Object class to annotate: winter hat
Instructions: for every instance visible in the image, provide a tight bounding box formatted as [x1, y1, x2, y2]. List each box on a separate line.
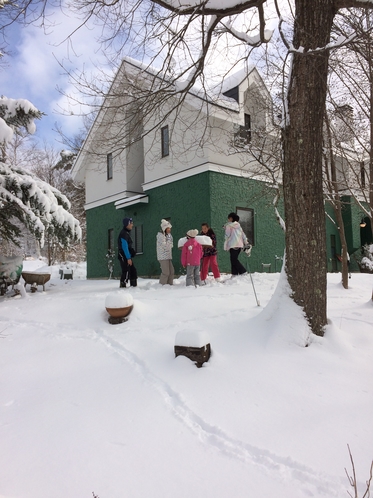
[186, 229, 199, 238]
[123, 217, 133, 227]
[161, 219, 172, 231]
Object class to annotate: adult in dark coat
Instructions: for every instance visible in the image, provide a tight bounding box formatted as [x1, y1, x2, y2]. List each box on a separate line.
[118, 217, 137, 287]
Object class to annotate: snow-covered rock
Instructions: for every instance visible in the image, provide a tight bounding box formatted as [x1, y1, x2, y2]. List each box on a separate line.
[175, 330, 210, 347]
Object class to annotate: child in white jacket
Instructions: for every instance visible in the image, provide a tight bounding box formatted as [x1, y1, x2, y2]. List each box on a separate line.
[224, 212, 249, 276]
[157, 219, 174, 285]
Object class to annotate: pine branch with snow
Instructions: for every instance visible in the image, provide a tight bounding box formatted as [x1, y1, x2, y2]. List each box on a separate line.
[0, 96, 81, 249]
[0, 97, 43, 146]
[0, 162, 81, 248]
[358, 244, 373, 273]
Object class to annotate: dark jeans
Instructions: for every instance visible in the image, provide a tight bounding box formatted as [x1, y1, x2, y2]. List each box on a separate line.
[119, 258, 138, 287]
[229, 248, 246, 275]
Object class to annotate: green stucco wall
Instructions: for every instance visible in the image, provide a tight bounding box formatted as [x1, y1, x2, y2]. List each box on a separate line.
[208, 172, 285, 274]
[86, 173, 366, 279]
[86, 171, 286, 279]
[324, 195, 368, 273]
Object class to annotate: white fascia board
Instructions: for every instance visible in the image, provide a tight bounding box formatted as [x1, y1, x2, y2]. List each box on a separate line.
[115, 194, 149, 209]
[142, 162, 257, 192]
[85, 191, 139, 211]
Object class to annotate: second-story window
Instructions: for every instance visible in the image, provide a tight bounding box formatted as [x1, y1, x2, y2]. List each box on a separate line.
[235, 113, 251, 147]
[161, 125, 169, 157]
[107, 153, 113, 180]
[244, 113, 251, 142]
[360, 161, 366, 189]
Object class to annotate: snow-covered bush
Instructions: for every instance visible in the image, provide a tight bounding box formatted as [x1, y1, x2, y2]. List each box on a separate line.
[358, 244, 373, 273]
[105, 249, 115, 279]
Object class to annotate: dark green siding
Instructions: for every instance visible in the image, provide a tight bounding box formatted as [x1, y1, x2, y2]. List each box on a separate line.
[324, 196, 368, 273]
[86, 171, 286, 278]
[208, 172, 285, 273]
[86, 175, 366, 278]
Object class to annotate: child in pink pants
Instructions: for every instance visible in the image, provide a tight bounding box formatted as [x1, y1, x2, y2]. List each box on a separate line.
[200, 223, 221, 282]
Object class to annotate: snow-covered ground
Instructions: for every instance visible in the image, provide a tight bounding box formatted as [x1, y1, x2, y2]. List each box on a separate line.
[1, 259, 372, 498]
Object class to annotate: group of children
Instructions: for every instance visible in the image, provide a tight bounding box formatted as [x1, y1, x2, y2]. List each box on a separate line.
[157, 220, 220, 287]
[119, 213, 248, 289]
[158, 213, 249, 287]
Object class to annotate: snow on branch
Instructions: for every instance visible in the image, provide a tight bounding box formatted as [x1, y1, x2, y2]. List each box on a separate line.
[219, 18, 273, 45]
[0, 97, 42, 144]
[0, 162, 81, 248]
[153, 0, 268, 16]
[287, 32, 358, 55]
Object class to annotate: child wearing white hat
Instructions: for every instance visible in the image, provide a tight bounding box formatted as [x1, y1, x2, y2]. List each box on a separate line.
[157, 219, 174, 285]
[181, 230, 203, 287]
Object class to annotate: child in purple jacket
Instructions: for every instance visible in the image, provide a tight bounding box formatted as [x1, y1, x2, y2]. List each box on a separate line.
[181, 229, 203, 286]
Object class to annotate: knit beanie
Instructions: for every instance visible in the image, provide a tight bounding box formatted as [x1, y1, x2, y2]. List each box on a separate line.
[123, 217, 133, 227]
[186, 229, 199, 238]
[161, 219, 172, 231]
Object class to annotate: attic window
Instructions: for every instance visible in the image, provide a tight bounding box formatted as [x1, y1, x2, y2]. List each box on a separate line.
[223, 86, 239, 103]
[235, 113, 251, 147]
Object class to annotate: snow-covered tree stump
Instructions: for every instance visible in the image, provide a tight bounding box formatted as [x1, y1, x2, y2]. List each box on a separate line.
[174, 330, 211, 368]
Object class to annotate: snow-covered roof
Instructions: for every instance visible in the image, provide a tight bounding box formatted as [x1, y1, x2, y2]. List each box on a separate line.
[72, 56, 268, 179]
[121, 55, 261, 111]
[220, 65, 255, 94]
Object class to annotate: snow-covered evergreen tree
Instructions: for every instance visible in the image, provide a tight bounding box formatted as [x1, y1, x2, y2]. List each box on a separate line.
[0, 97, 81, 249]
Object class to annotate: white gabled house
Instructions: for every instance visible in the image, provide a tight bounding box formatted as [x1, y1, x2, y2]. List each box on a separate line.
[73, 57, 366, 279]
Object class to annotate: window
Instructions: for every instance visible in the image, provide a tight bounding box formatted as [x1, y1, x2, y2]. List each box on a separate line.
[223, 86, 239, 103]
[161, 125, 169, 157]
[360, 161, 366, 189]
[107, 153, 113, 180]
[330, 234, 337, 272]
[234, 113, 251, 147]
[236, 207, 254, 245]
[244, 113, 251, 141]
[133, 225, 143, 254]
[108, 228, 114, 251]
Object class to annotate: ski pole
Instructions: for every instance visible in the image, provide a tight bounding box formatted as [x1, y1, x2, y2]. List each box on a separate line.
[246, 259, 260, 307]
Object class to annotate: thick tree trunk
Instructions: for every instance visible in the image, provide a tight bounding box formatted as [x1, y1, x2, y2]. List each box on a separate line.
[283, 1, 337, 336]
[370, 54, 373, 237]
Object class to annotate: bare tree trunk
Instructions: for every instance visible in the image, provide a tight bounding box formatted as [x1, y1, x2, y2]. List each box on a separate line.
[335, 204, 350, 288]
[283, 0, 337, 336]
[324, 112, 350, 289]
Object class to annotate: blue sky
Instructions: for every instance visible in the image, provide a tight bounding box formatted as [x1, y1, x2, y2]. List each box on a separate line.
[1, 10, 106, 148]
[1, 1, 281, 150]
